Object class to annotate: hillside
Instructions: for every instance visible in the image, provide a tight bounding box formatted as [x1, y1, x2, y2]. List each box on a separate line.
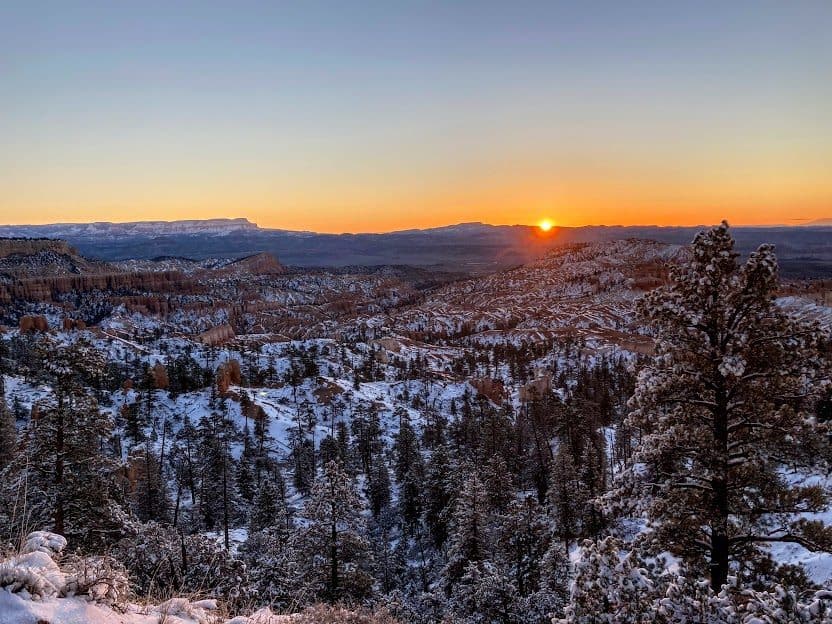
[0, 226, 830, 622]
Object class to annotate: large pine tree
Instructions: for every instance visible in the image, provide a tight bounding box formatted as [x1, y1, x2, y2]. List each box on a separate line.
[6, 341, 127, 549]
[622, 222, 832, 589]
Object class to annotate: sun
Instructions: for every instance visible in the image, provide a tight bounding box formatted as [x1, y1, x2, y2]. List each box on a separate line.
[538, 218, 555, 232]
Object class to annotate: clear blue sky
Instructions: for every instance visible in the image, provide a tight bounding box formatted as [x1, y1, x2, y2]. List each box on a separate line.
[1, 1, 830, 231]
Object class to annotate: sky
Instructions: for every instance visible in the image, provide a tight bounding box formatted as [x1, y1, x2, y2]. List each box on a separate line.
[1, 1, 830, 233]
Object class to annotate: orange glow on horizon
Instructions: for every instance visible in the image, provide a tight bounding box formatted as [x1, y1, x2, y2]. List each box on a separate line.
[538, 218, 555, 232]
[1, 167, 830, 233]
[3, 150, 830, 233]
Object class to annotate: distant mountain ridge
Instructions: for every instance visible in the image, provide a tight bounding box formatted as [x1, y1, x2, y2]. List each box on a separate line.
[0, 217, 257, 238]
[0, 219, 830, 277]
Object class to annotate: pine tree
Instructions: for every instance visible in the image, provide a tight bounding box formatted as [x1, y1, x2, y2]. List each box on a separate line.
[129, 443, 170, 523]
[366, 457, 392, 519]
[250, 478, 284, 534]
[394, 413, 425, 531]
[620, 222, 832, 589]
[482, 453, 514, 513]
[450, 560, 520, 624]
[424, 443, 455, 549]
[547, 444, 587, 548]
[532, 537, 570, 622]
[22, 390, 126, 549]
[7, 341, 128, 550]
[292, 459, 374, 603]
[236, 429, 257, 506]
[196, 411, 237, 548]
[495, 496, 550, 599]
[0, 375, 17, 470]
[290, 434, 315, 495]
[170, 414, 198, 527]
[443, 471, 492, 590]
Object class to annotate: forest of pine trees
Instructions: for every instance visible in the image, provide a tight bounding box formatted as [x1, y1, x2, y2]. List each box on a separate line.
[0, 223, 830, 622]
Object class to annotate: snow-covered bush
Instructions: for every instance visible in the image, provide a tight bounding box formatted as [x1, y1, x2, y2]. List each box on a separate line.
[239, 527, 295, 607]
[0, 531, 132, 609]
[450, 560, 520, 624]
[556, 540, 832, 624]
[114, 521, 250, 606]
[0, 531, 67, 600]
[737, 586, 832, 623]
[62, 552, 131, 610]
[0, 550, 66, 600]
[291, 604, 400, 623]
[22, 530, 68, 557]
[656, 574, 735, 623]
[149, 597, 220, 624]
[556, 537, 656, 624]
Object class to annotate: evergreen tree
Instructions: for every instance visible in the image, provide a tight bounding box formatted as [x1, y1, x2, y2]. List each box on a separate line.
[482, 453, 514, 513]
[196, 411, 238, 548]
[292, 460, 374, 603]
[424, 443, 455, 549]
[532, 537, 570, 622]
[619, 222, 832, 589]
[495, 496, 550, 598]
[0, 375, 16, 470]
[20, 390, 126, 549]
[450, 560, 520, 624]
[129, 443, 170, 523]
[547, 444, 588, 548]
[443, 471, 492, 590]
[290, 434, 315, 495]
[250, 478, 285, 534]
[366, 457, 392, 519]
[236, 429, 257, 506]
[3, 341, 127, 550]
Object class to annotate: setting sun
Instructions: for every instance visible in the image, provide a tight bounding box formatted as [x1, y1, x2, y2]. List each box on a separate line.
[538, 219, 555, 232]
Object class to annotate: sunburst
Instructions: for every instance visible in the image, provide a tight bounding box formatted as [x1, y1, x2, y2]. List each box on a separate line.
[538, 219, 555, 232]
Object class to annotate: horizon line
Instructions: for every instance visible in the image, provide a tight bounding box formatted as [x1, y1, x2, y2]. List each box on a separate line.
[1, 216, 831, 236]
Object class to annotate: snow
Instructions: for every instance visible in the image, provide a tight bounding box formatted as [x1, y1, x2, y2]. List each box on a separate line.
[0, 532, 293, 624]
[0, 591, 263, 624]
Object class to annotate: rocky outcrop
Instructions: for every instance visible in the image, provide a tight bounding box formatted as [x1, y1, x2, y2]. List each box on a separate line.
[216, 359, 242, 394]
[0, 238, 78, 259]
[62, 317, 87, 331]
[221, 252, 286, 276]
[0, 270, 190, 304]
[19, 315, 49, 333]
[471, 377, 507, 403]
[518, 374, 553, 402]
[152, 362, 169, 390]
[197, 324, 236, 346]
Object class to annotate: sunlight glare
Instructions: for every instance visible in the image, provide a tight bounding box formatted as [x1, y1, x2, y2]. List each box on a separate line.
[538, 218, 554, 232]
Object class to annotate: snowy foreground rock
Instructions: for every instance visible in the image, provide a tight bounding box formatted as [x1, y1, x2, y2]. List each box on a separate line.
[0, 531, 389, 624]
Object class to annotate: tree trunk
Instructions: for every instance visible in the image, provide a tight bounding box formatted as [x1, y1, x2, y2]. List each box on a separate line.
[222, 435, 230, 550]
[330, 498, 339, 596]
[710, 384, 730, 590]
[54, 393, 65, 536]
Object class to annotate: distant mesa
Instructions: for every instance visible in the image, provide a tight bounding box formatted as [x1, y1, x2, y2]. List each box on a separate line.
[0, 217, 258, 239]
